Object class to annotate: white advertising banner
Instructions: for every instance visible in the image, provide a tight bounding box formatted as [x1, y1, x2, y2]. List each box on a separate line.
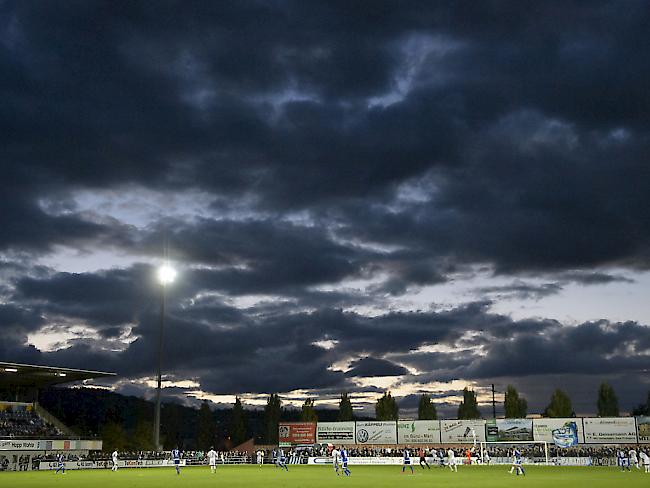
[0, 440, 42, 451]
[553, 457, 593, 466]
[397, 420, 441, 444]
[440, 419, 486, 444]
[533, 418, 584, 444]
[316, 422, 356, 444]
[0, 439, 102, 451]
[308, 456, 459, 466]
[309, 456, 400, 465]
[355, 421, 397, 444]
[583, 417, 637, 444]
[38, 459, 186, 470]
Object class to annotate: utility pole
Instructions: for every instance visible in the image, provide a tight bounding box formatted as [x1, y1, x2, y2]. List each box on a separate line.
[491, 384, 496, 419]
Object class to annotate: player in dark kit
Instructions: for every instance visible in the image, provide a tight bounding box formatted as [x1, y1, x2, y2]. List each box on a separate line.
[419, 447, 430, 469]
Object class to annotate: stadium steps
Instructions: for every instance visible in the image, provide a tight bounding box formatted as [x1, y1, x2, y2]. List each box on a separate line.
[33, 402, 78, 437]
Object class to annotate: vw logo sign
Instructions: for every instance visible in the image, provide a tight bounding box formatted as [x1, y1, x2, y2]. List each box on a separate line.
[356, 429, 369, 443]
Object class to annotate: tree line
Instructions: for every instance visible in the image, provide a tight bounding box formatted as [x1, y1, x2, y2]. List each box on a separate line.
[279, 381, 637, 423]
[38, 383, 650, 451]
[261, 382, 645, 443]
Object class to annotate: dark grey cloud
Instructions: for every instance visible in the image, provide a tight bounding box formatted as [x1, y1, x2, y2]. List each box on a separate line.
[1, 0, 649, 415]
[476, 281, 563, 301]
[4, 269, 650, 411]
[346, 357, 409, 378]
[1, 0, 648, 272]
[558, 271, 635, 286]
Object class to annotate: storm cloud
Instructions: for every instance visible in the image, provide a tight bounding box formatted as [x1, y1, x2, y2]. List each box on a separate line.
[1, 0, 649, 414]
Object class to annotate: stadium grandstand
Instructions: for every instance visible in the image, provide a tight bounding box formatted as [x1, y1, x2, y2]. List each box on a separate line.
[0, 361, 115, 471]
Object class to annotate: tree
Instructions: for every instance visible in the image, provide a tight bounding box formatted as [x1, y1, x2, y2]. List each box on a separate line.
[375, 391, 399, 420]
[101, 422, 127, 451]
[417, 394, 437, 420]
[338, 392, 354, 421]
[544, 389, 574, 418]
[632, 391, 650, 416]
[264, 393, 282, 444]
[161, 403, 186, 449]
[504, 385, 528, 418]
[300, 398, 318, 422]
[596, 383, 619, 417]
[196, 401, 217, 450]
[457, 387, 481, 419]
[129, 421, 154, 451]
[230, 397, 247, 446]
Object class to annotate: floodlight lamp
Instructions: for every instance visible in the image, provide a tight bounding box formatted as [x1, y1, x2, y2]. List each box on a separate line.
[158, 265, 177, 285]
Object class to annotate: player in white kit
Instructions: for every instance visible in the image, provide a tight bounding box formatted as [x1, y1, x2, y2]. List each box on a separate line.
[447, 448, 457, 472]
[483, 449, 491, 465]
[256, 449, 265, 466]
[111, 450, 118, 471]
[331, 447, 340, 475]
[640, 450, 650, 473]
[630, 448, 640, 470]
[207, 447, 217, 473]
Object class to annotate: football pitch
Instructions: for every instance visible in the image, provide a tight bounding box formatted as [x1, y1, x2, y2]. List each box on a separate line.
[3, 465, 649, 487]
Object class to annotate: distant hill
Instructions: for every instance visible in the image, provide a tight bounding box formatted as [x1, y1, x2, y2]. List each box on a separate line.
[38, 387, 345, 450]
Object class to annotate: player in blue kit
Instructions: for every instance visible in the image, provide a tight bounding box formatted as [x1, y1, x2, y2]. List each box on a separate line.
[55, 453, 65, 474]
[402, 448, 414, 474]
[618, 449, 631, 472]
[340, 447, 351, 476]
[508, 448, 525, 476]
[276, 448, 289, 471]
[172, 447, 181, 475]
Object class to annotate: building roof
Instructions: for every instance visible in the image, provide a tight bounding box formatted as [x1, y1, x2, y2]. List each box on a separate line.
[0, 361, 116, 388]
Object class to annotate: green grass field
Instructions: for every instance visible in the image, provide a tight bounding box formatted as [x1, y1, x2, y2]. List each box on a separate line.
[2, 465, 649, 487]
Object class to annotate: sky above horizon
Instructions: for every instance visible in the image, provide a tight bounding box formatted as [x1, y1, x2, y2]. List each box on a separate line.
[1, 0, 650, 417]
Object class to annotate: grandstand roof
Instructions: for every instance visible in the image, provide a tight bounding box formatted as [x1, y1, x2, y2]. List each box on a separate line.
[0, 361, 116, 388]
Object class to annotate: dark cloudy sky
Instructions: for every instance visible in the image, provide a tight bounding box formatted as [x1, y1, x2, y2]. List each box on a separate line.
[2, 1, 650, 417]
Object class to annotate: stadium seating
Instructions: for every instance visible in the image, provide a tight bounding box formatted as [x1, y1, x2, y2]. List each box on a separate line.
[0, 404, 63, 438]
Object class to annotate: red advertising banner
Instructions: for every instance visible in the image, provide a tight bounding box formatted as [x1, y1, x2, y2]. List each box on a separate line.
[278, 422, 316, 445]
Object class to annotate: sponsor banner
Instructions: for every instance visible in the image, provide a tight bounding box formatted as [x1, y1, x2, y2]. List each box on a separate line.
[489, 457, 538, 465]
[38, 459, 186, 470]
[440, 420, 486, 444]
[0, 440, 42, 451]
[0, 439, 103, 451]
[397, 420, 441, 444]
[278, 422, 316, 446]
[495, 418, 533, 442]
[533, 418, 583, 446]
[583, 417, 637, 444]
[553, 457, 593, 466]
[355, 421, 397, 444]
[309, 456, 459, 466]
[486, 419, 498, 441]
[636, 417, 650, 442]
[308, 456, 397, 465]
[316, 422, 355, 444]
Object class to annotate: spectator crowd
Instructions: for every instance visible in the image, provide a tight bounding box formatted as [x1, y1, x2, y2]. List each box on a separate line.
[0, 408, 62, 438]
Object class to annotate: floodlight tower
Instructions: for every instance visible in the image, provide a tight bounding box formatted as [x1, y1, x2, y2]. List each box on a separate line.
[153, 264, 176, 450]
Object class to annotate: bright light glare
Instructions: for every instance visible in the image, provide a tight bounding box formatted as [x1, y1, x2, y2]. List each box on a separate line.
[158, 265, 177, 285]
[4, 368, 18, 372]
